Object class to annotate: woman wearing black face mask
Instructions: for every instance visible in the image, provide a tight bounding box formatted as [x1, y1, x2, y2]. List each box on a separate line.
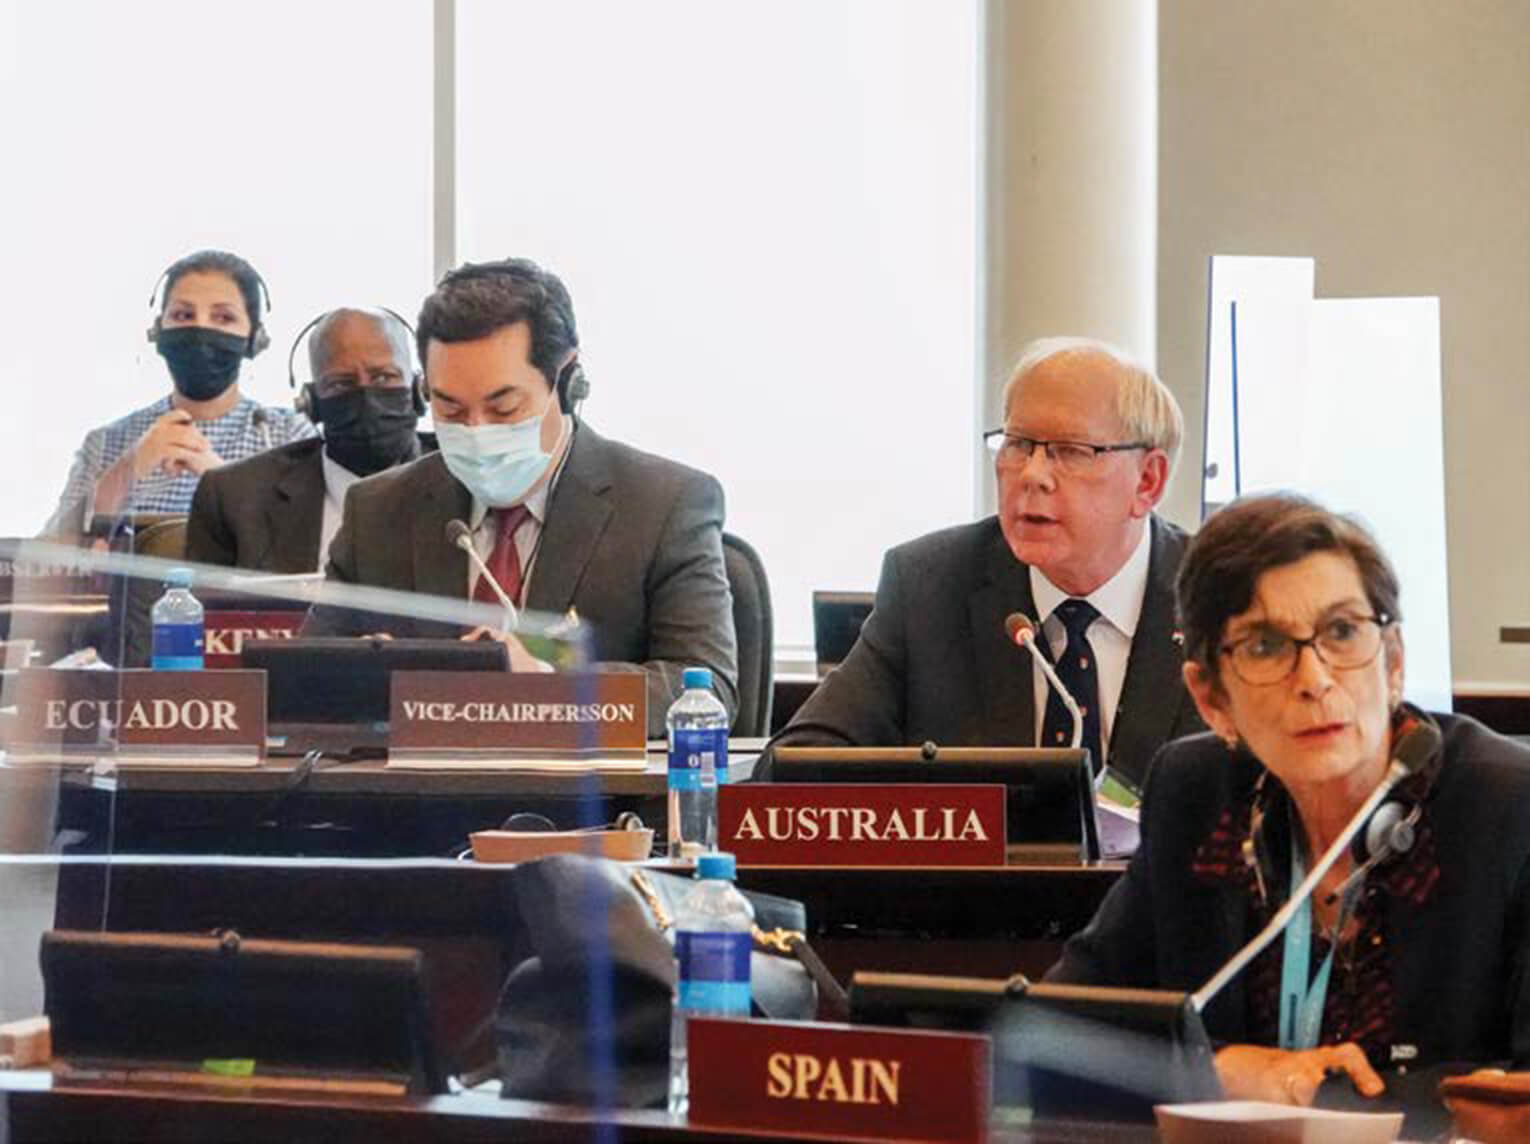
[41, 249, 312, 537]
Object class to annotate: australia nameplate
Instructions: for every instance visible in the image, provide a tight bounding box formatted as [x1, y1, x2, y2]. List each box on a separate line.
[1, 668, 266, 766]
[388, 670, 647, 770]
[687, 1018, 990, 1144]
[718, 783, 1007, 867]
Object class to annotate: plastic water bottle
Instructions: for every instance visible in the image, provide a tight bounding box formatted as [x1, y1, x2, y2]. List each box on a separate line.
[666, 666, 729, 859]
[150, 567, 204, 670]
[669, 851, 754, 1117]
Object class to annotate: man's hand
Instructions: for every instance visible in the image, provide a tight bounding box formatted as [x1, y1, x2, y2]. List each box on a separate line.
[463, 627, 554, 673]
[1214, 1042, 1384, 1105]
[132, 410, 224, 478]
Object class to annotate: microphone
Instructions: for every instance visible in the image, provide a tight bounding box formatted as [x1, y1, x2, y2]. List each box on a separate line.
[1004, 612, 1083, 754]
[252, 407, 273, 451]
[1189, 714, 1442, 1014]
[446, 518, 518, 633]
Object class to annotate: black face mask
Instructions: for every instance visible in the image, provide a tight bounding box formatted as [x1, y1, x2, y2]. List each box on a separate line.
[156, 325, 247, 401]
[314, 386, 421, 476]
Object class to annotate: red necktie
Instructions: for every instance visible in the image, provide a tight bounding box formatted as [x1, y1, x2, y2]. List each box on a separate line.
[473, 505, 531, 607]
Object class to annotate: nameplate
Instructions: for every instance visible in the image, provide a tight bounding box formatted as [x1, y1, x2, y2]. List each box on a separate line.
[2, 668, 266, 765]
[687, 1018, 989, 1143]
[388, 670, 647, 768]
[718, 784, 1006, 867]
[203, 610, 306, 669]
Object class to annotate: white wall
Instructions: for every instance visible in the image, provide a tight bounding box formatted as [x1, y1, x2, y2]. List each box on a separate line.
[1159, 0, 1530, 690]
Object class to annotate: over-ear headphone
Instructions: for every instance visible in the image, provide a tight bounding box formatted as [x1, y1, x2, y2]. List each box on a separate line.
[1242, 771, 1420, 910]
[146, 263, 273, 358]
[430, 259, 590, 415]
[286, 307, 426, 422]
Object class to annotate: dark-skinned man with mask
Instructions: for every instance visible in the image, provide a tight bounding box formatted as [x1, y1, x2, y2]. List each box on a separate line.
[186, 307, 430, 573]
[301, 258, 738, 736]
[41, 249, 312, 537]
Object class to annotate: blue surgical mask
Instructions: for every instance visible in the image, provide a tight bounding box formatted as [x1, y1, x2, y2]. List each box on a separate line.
[436, 414, 562, 507]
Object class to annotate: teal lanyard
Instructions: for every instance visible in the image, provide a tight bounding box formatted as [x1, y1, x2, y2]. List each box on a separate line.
[1278, 835, 1337, 1051]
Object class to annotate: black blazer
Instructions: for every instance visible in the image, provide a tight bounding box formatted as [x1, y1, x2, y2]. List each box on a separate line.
[1047, 714, 1530, 1069]
[300, 423, 739, 735]
[764, 515, 1200, 789]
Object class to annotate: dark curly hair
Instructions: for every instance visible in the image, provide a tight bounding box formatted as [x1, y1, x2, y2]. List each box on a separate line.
[1176, 492, 1401, 685]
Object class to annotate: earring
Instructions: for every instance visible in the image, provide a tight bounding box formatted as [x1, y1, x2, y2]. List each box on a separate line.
[1222, 732, 1240, 752]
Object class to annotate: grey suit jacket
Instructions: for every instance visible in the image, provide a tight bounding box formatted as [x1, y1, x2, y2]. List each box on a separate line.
[765, 515, 1201, 790]
[185, 438, 329, 573]
[301, 423, 739, 735]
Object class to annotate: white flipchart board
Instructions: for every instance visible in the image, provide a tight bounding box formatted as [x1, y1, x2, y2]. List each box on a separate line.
[1205, 256, 1452, 713]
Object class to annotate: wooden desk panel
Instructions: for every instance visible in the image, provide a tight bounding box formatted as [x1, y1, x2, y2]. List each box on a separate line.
[0, 1074, 1155, 1143]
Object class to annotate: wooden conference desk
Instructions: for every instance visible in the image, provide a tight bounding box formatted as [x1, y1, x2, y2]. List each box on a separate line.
[0, 1071, 1156, 1144]
[48, 749, 761, 858]
[48, 856, 1121, 1078]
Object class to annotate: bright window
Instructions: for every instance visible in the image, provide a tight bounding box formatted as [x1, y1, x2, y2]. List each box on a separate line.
[457, 0, 979, 653]
[0, 0, 432, 536]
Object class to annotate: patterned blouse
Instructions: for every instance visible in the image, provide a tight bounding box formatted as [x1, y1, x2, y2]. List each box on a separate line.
[1189, 762, 1442, 1061]
[43, 394, 312, 535]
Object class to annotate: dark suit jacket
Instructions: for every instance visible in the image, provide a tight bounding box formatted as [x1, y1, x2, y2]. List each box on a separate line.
[300, 423, 738, 736]
[1047, 715, 1530, 1069]
[185, 438, 329, 573]
[763, 515, 1200, 789]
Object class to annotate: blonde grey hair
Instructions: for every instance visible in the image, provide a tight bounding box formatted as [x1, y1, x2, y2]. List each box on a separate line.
[1001, 336, 1183, 472]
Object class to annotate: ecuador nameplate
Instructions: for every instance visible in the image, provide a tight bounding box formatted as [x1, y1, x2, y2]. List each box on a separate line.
[2, 668, 266, 766]
[388, 670, 647, 769]
[687, 1018, 990, 1143]
[202, 609, 305, 669]
[718, 784, 1006, 867]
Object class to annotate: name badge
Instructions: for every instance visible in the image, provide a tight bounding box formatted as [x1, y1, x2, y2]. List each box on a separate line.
[719, 784, 1007, 867]
[687, 1018, 989, 1143]
[388, 670, 647, 769]
[2, 668, 266, 766]
[202, 610, 306, 669]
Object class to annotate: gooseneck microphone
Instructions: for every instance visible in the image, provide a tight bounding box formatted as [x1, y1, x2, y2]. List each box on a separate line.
[1189, 714, 1442, 1014]
[446, 518, 518, 633]
[1005, 612, 1083, 752]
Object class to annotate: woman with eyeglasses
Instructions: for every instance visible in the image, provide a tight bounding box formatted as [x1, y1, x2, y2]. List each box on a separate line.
[1048, 492, 1530, 1110]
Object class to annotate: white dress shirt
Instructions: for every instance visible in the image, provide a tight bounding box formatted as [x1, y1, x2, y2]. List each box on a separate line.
[319, 451, 365, 572]
[1028, 522, 1154, 766]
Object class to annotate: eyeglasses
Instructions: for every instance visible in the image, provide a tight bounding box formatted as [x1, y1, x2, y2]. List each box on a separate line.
[1219, 613, 1391, 686]
[982, 430, 1150, 476]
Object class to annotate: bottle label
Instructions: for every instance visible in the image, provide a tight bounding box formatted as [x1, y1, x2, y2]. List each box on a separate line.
[152, 622, 204, 670]
[675, 930, 751, 1015]
[668, 726, 728, 790]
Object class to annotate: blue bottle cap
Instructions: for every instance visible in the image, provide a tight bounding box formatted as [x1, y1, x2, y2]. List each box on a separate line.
[681, 667, 712, 691]
[164, 567, 194, 589]
[696, 852, 736, 881]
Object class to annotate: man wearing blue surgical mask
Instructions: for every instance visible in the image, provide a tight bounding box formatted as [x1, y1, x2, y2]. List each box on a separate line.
[302, 258, 739, 735]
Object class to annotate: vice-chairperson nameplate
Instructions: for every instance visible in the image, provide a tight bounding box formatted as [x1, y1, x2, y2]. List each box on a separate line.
[202, 609, 306, 669]
[388, 670, 647, 768]
[1, 668, 266, 766]
[719, 784, 1006, 867]
[687, 1018, 990, 1144]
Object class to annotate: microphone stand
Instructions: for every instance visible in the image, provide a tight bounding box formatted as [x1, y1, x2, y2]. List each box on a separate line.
[1190, 758, 1410, 1013]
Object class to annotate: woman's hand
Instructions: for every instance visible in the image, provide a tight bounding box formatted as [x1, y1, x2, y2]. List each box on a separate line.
[132, 410, 222, 478]
[1214, 1042, 1385, 1105]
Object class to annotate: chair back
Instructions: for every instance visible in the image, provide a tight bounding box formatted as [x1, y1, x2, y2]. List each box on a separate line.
[721, 531, 773, 737]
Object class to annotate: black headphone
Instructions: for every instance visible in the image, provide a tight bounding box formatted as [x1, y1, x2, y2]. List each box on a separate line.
[430, 259, 591, 415]
[146, 263, 272, 358]
[286, 307, 426, 422]
[1243, 769, 1421, 910]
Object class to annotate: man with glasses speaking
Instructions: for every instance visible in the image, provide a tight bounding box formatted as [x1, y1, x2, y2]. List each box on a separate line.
[766, 337, 1201, 791]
